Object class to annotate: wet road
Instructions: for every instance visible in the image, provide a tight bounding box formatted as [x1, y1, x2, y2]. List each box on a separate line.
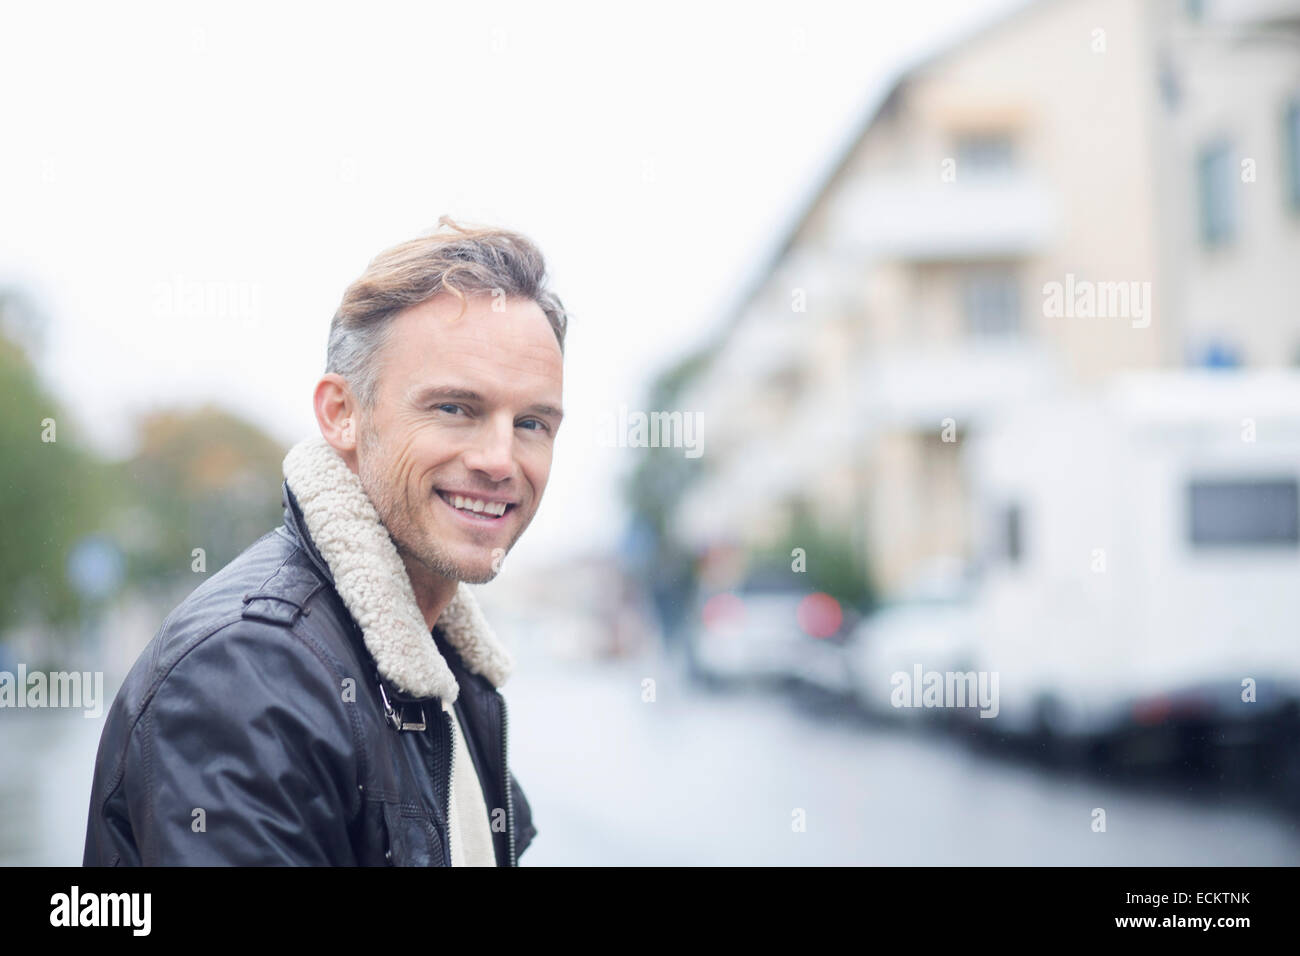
[503, 641, 1300, 866]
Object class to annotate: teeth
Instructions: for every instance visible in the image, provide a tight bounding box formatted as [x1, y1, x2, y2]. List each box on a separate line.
[445, 494, 508, 517]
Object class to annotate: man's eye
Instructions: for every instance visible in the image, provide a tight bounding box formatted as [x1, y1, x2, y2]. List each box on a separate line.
[519, 419, 548, 432]
[435, 404, 463, 415]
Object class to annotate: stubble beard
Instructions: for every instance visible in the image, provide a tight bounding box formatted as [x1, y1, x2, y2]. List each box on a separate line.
[355, 418, 507, 586]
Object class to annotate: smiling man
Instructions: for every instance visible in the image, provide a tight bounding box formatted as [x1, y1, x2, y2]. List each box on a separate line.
[83, 217, 566, 866]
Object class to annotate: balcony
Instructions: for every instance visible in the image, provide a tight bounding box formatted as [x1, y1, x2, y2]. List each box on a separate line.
[830, 173, 1058, 263]
[852, 341, 1061, 430]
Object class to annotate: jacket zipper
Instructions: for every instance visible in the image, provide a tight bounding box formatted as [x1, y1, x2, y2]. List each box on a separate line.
[499, 691, 516, 867]
[442, 704, 454, 867]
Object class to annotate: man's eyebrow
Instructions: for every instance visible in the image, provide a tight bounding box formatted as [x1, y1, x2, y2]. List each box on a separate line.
[527, 403, 565, 421]
[410, 385, 563, 421]
[411, 385, 484, 406]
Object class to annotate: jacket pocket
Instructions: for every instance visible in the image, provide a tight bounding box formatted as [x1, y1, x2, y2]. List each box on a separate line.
[381, 801, 445, 867]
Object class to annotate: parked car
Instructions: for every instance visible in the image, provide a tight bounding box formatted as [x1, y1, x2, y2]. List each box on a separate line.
[845, 558, 981, 725]
[684, 570, 857, 697]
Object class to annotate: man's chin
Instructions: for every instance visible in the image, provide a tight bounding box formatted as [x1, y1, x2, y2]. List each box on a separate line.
[442, 548, 506, 585]
[397, 537, 503, 588]
[454, 564, 501, 585]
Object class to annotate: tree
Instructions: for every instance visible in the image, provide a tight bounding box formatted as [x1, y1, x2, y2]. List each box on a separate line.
[113, 405, 287, 591]
[622, 348, 714, 645]
[0, 297, 111, 639]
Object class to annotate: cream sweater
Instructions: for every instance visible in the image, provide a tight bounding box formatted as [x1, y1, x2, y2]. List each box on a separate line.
[441, 698, 498, 866]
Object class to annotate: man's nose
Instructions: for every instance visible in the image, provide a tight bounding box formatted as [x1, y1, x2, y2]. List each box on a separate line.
[462, 415, 516, 483]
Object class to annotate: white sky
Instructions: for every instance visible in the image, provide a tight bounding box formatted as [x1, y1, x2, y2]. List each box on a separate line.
[0, 0, 1023, 568]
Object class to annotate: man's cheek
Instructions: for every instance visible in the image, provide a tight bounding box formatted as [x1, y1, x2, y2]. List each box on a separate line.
[528, 459, 553, 501]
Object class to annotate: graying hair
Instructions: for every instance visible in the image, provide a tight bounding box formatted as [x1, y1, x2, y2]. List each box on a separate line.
[325, 215, 568, 412]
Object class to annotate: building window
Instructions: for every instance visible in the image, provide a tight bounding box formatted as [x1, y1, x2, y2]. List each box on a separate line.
[955, 133, 1016, 176]
[961, 268, 1020, 338]
[1285, 98, 1300, 213]
[1196, 140, 1236, 247]
[1188, 478, 1300, 547]
[1158, 57, 1182, 113]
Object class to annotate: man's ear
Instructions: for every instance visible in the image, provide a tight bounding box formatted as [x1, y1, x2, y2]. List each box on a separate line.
[313, 374, 360, 460]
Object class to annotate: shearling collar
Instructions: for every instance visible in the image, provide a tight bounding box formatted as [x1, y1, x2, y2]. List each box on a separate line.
[281, 435, 514, 705]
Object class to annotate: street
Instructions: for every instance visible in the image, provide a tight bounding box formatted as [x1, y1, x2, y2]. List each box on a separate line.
[504, 641, 1300, 866]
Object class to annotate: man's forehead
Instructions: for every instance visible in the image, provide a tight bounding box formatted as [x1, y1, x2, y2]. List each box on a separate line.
[391, 302, 561, 406]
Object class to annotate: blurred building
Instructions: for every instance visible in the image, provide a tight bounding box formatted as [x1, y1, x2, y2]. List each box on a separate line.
[1152, 0, 1300, 367]
[672, 0, 1300, 597]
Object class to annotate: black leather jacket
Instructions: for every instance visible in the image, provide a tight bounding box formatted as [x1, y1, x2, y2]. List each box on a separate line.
[83, 481, 537, 866]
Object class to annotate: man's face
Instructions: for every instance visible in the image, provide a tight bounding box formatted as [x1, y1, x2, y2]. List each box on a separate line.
[354, 292, 563, 584]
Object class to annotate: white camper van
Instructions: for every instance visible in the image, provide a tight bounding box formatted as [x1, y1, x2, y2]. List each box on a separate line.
[964, 370, 1300, 774]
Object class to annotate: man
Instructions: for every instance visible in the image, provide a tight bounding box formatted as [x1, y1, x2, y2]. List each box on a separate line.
[83, 216, 566, 865]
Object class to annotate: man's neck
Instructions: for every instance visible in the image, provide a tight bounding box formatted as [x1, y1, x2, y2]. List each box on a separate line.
[398, 553, 460, 633]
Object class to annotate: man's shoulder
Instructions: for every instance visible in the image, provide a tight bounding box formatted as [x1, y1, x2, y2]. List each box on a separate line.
[118, 527, 339, 710]
[89, 526, 366, 806]
[167, 524, 329, 638]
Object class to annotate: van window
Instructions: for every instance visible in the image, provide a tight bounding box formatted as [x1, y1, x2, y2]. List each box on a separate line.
[1188, 478, 1299, 547]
